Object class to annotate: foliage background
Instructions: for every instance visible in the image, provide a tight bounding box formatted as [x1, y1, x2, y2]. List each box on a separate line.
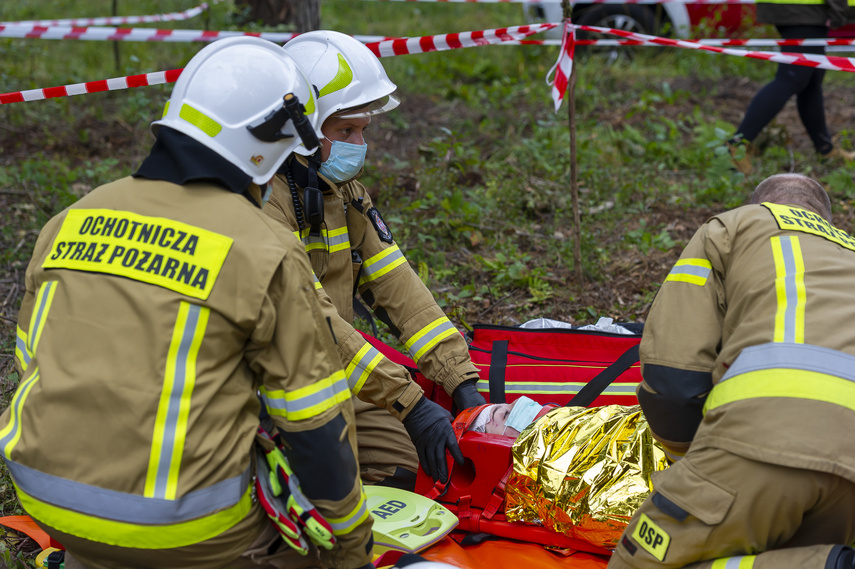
[1, 0, 855, 564]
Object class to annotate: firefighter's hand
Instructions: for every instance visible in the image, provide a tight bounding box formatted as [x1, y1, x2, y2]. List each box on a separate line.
[402, 397, 463, 483]
[452, 380, 486, 411]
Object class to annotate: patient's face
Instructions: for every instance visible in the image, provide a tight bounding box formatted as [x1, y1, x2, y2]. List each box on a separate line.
[484, 403, 519, 437]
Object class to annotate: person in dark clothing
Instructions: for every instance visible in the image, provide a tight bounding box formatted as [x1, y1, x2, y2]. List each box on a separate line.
[728, 2, 855, 174]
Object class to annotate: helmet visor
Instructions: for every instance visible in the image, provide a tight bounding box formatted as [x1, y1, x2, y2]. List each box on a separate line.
[334, 92, 400, 119]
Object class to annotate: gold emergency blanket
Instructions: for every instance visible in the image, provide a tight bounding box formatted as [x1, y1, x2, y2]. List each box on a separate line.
[505, 405, 669, 550]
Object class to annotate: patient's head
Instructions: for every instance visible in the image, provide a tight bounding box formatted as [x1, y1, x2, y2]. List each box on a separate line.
[467, 396, 545, 438]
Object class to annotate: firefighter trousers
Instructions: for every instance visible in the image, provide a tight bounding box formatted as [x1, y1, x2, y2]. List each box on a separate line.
[608, 446, 855, 569]
[352, 396, 419, 485]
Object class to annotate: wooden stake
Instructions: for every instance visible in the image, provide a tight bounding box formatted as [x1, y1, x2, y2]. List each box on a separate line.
[562, 0, 582, 283]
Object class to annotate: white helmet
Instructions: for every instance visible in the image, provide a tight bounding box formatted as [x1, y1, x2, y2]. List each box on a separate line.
[282, 30, 399, 156]
[152, 36, 321, 184]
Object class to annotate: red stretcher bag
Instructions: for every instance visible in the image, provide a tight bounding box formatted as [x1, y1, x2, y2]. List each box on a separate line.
[466, 323, 643, 408]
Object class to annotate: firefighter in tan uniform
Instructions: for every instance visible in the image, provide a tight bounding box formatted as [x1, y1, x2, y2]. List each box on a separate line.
[5, 38, 374, 569]
[263, 31, 486, 488]
[609, 174, 855, 569]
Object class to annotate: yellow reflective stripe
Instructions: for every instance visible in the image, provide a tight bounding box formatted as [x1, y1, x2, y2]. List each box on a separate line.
[327, 490, 369, 535]
[16, 483, 253, 549]
[664, 258, 712, 286]
[0, 369, 40, 459]
[28, 281, 58, 356]
[711, 555, 757, 569]
[41, 209, 233, 300]
[704, 368, 855, 415]
[345, 344, 385, 395]
[771, 236, 805, 344]
[261, 370, 350, 421]
[318, 53, 354, 98]
[476, 379, 638, 397]
[15, 326, 31, 372]
[358, 245, 407, 285]
[405, 317, 458, 364]
[313, 272, 323, 290]
[146, 303, 210, 500]
[327, 226, 350, 253]
[179, 103, 222, 137]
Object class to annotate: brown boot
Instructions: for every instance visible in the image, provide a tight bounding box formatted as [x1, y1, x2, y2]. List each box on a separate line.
[821, 146, 855, 163]
[727, 140, 756, 175]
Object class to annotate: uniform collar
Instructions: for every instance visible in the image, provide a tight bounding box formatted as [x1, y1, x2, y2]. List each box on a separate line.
[134, 127, 264, 207]
[282, 154, 340, 197]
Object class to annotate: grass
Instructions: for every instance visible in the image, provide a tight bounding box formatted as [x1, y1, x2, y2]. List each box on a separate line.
[2, 0, 855, 564]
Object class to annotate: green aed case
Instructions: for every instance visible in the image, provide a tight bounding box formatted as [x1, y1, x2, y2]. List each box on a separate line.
[364, 486, 459, 555]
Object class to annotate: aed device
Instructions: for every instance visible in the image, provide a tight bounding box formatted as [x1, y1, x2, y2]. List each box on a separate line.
[364, 485, 458, 555]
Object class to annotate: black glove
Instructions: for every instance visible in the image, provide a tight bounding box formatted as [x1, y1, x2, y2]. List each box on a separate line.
[452, 380, 486, 411]
[402, 397, 464, 483]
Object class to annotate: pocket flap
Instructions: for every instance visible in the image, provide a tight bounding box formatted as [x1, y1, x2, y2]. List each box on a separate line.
[651, 463, 735, 526]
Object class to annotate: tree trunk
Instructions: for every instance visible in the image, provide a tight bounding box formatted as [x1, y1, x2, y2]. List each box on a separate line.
[235, 0, 320, 31]
[288, 0, 321, 32]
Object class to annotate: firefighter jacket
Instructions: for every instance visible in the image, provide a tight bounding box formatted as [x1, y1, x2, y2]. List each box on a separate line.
[264, 156, 480, 421]
[7, 176, 372, 568]
[638, 202, 855, 483]
[755, 0, 851, 30]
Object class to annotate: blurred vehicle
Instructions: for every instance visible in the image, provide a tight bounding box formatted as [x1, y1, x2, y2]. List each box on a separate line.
[525, 2, 854, 42]
[524, 1, 755, 40]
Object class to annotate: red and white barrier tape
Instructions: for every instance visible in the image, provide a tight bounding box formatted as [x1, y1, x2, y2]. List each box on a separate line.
[549, 21, 575, 112]
[0, 24, 300, 43]
[0, 23, 555, 104]
[1, 3, 209, 27]
[366, 23, 557, 56]
[572, 37, 855, 46]
[356, 0, 757, 4]
[0, 69, 183, 105]
[576, 24, 855, 71]
[4, 21, 854, 105]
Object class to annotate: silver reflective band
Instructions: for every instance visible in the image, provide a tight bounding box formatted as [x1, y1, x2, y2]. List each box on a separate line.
[775, 236, 802, 343]
[721, 342, 855, 384]
[5, 459, 252, 524]
[407, 319, 456, 360]
[669, 264, 711, 279]
[477, 380, 637, 395]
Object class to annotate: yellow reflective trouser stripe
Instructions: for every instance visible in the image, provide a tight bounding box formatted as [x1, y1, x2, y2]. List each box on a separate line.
[15, 326, 31, 372]
[326, 490, 369, 535]
[16, 483, 253, 549]
[704, 368, 855, 415]
[405, 317, 458, 364]
[313, 272, 323, 290]
[261, 370, 350, 421]
[0, 369, 41, 459]
[358, 245, 407, 286]
[664, 258, 712, 286]
[711, 555, 757, 569]
[345, 343, 385, 395]
[771, 236, 805, 344]
[146, 303, 210, 500]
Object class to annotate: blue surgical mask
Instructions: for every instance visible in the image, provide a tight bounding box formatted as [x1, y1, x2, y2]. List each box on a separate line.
[319, 140, 368, 184]
[503, 396, 542, 435]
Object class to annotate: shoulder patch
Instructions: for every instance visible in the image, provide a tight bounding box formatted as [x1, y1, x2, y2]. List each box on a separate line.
[367, 207, 393, 243]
